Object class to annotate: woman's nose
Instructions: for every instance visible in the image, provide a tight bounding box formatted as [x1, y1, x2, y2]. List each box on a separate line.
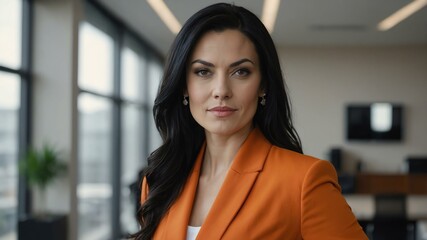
[212, 74, 232, 100]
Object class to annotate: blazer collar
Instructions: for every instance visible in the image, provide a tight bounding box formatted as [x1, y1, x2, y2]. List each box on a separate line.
[162, 128, 272, 240]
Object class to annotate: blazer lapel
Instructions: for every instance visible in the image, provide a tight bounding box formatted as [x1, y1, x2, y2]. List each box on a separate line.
[197, 128, 272, 239]
[162, 144, 205, 240]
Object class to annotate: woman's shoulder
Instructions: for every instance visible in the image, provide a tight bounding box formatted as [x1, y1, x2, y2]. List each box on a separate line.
[265, 145, 336, 181]
[269, 145, 325, 166]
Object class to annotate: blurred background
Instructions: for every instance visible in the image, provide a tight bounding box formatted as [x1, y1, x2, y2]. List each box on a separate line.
[0, 0, 426, 239]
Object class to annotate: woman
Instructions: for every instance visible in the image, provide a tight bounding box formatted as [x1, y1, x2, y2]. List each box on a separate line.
[133, 3, 367, 240]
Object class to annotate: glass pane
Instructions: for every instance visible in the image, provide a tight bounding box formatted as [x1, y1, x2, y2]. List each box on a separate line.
[147, 61, 163, 153]
[147, 61, 162, 107]
[120, 104, 146, 235]
[78, 22, 114, 95]
[121, 47, 146, 102]
[0, 0, 22, 69]
[0, 72, 21, 240]
[77, 93, 113, 240]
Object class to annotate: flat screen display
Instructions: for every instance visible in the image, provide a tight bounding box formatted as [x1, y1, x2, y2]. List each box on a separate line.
[346, 103, 403, 141]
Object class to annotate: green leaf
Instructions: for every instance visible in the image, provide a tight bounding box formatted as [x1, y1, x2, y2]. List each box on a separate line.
[19, 144, 67, 190]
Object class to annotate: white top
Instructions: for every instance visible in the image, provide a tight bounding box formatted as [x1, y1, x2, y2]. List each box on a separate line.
[186, 226, 201, 240]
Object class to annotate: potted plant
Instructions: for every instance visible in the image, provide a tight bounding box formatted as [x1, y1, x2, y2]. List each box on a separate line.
[18, 144, 68, 240]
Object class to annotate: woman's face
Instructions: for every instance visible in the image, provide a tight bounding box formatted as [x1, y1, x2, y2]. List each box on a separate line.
[186, 29, 263, 137]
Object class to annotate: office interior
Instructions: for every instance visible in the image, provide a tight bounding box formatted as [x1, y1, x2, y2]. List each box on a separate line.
[0, 0, 426, 239]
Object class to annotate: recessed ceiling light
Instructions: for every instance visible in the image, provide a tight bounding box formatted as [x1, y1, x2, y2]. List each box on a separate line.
[378, 0, 427, 31]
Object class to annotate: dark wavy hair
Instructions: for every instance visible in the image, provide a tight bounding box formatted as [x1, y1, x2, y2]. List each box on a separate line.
[131, 3, 302, 239]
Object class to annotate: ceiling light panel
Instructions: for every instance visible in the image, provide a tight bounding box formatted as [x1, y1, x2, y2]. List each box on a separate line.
[378, 0, 427, 31]
[147, 0, 182, 34]
[261, 0, 281, 33]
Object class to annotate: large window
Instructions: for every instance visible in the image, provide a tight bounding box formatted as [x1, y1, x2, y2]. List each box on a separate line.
[78, 93, 114, 239]
[77, 2, 163, 239]
[0, 0, 22, 69]
[0, 73, 21, 240]
[0, 0, 30, 239]
[120, 41, 148, 234]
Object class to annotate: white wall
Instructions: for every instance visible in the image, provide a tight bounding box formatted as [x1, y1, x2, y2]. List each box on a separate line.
[279, 46, 427, 173]
[32, 0, 81, 239]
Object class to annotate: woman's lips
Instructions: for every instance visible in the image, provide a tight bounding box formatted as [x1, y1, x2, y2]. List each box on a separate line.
[207, 106, 237, 117]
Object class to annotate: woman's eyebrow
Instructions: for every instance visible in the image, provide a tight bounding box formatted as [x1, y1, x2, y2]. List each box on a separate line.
[229, 58, 254, 68]
[190, 59, 214, 67]
[190, 58, 255, 67]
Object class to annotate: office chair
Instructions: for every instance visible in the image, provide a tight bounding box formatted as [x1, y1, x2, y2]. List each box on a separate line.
[366, 194, 415, 240]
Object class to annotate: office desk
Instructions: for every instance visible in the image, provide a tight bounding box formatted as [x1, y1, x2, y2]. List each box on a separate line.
[355, 174, 427, 195]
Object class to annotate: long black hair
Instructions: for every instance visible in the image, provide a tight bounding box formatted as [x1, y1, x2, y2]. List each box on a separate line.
[132, 3, 302, 239]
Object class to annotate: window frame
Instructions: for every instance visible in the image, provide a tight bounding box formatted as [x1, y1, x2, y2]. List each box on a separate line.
[78, 1, 164, 238]
[0, 0, 33, 235]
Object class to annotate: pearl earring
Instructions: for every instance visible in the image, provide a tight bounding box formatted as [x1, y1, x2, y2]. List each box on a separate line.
[260, 93, 266, 106]
[183, 96, 189, 106]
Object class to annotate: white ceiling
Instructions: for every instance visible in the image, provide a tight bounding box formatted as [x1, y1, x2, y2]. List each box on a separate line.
[96, 0, 427, 56]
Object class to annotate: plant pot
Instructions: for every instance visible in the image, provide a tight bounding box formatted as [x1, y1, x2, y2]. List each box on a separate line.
[18, 214, 67, 240]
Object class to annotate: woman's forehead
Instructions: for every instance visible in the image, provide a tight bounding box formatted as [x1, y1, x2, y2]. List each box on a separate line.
[189, 29, 259, 64]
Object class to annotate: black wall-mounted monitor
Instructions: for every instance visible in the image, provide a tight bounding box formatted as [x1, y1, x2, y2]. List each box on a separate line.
[346, 103, 403, 141]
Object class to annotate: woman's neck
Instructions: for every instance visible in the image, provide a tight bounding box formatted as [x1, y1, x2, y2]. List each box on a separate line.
[202, 125, 253, 179]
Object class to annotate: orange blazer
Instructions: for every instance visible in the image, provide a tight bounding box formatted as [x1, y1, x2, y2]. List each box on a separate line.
[141, 128, 368, 239]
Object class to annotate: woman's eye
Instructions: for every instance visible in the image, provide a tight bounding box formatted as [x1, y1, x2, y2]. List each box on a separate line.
[195, 69, 211, 77]
[234, 68, 250, 77]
